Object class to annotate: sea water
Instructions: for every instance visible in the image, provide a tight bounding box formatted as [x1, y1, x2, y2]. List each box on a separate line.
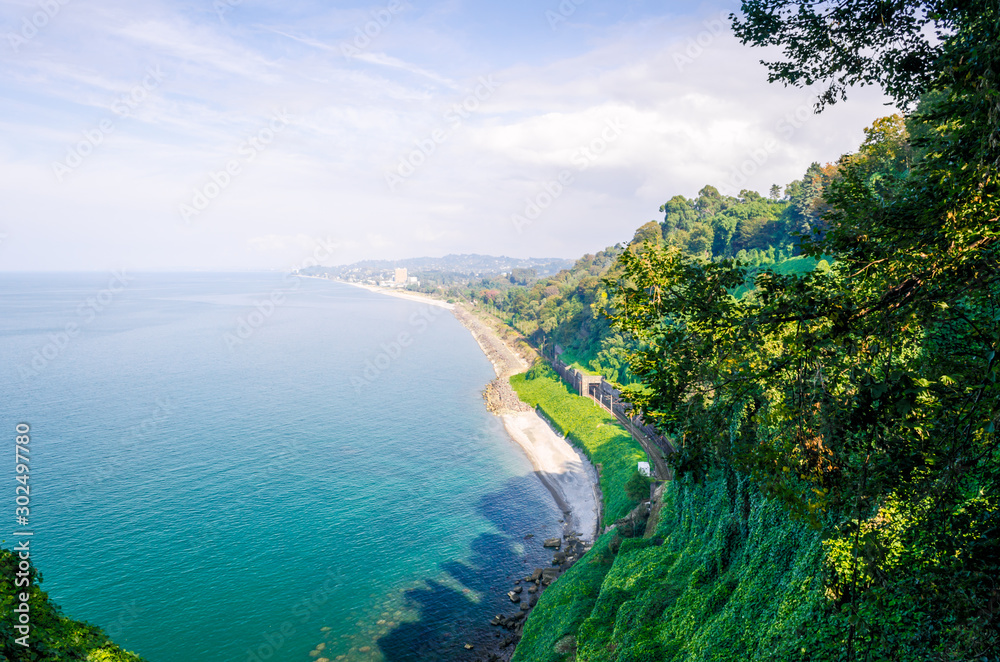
[0, 273, 562, 662]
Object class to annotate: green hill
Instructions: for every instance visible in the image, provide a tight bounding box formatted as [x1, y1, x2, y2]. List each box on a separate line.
[502, 65, 999, 657]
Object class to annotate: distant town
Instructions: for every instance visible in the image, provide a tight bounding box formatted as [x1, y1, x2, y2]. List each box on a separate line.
[296, 253, 576, 298]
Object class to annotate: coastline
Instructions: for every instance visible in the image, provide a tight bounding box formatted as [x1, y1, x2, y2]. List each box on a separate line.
[308, 278, 605, 657]
[500, 412, 600, 540]
[324, 278, 600, 541]
[333, 278, 456, 310]
[451, 306, 600, 543]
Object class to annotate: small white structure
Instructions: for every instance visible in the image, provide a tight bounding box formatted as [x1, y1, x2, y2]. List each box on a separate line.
[637, 461, 651, 477]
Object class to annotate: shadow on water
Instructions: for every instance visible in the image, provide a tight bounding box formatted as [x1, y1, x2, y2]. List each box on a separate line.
[377, 473, 565, 662]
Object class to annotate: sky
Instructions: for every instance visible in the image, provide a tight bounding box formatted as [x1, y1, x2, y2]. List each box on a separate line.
[0, 0, 896, 271]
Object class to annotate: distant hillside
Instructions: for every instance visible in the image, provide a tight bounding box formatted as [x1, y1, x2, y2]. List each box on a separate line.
[299, 253, 574, 279]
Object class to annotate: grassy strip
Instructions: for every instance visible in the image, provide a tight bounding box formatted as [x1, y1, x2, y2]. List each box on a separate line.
[509, 369, 649, 662]
[509, 371, 648, 524]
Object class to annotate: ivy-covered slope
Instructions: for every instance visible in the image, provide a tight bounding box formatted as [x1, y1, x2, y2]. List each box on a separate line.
[508, 367, 832, 662]
[511, 440, 829, 661]
[573, 470, 826, 662]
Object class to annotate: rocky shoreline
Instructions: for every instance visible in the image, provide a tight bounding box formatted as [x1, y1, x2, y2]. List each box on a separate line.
[490, 530, 590, 627]
[469, 529, 592, 662]
[450, 306, 598, 661]
[483, 376, 534, 415]
[321, 287, 601, 661]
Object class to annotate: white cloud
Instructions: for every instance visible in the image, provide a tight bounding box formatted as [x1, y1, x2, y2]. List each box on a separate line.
[0, 1, 896, 270]
[246, 234, 321, 252]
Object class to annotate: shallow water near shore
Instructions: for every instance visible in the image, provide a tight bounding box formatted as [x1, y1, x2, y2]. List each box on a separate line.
[0, 273, 564, 662]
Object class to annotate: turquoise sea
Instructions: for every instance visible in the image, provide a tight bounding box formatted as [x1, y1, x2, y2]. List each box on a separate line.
[0, 273, 563, 662]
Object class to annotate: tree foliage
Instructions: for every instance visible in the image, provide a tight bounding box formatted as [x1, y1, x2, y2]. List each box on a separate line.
[625, 469, 654, 503]
[731, 0, 975, 109]
[1, 549, 144, 661]
[602, 1, 1000, 654]
[509, 3, 1000, 660]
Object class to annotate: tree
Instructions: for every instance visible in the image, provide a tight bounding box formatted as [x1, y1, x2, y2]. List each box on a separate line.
[730, 0, 973, 109]
[603, 3, 1000, 656]
[1, 549, 146, 661]
[685, 223, 714, 256]
[785, 162, 837, 237]
[629, 221, 662, 249]
[509, 268, 537, 285]
[732, 215, 772, 253]
[693, 185, 731, 216]
[624, 469, 653, 503]
[855, 114, 912, 173]
[660, 195, 699, 232]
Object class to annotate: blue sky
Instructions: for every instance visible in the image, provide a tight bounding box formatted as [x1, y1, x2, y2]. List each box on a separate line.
[0, 0, 894, 271]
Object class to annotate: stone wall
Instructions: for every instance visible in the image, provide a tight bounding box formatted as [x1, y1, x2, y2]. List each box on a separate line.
[546, 352, 675, 458]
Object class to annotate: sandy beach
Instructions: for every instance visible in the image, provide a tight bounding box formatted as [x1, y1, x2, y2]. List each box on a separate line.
[335, 279, 455, 310]
[500, 411, 600, 540]
[323, 278, 601, 541]
[452, 306, 601, 542]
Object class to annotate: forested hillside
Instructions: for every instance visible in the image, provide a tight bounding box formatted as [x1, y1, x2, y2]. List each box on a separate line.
[510, 1, 1000, 660]
[473, 163, 831, 384]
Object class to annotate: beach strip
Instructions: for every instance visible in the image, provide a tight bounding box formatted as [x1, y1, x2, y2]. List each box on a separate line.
[335, 279, 455, 310]
[451, 306, 600, 542]
[321, 278, 601, 542]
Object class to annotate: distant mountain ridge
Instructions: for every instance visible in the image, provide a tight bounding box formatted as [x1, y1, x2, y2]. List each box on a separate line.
[299, 254, 574, 278]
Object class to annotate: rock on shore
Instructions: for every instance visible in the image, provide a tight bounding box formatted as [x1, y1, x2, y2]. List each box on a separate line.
[489, 530, 591, 646]
[483, 376, 534, 415]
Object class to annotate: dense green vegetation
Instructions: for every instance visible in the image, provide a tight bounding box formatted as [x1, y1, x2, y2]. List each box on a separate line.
[509, 359, 828, 662]
[575, 470, 825, 662]
[510, 365, 648, 525]
[480, 170, 832, 385]
[0, 548, 144, 661]
[512, 2, 1000, 659]
[510, 393, 829, 662]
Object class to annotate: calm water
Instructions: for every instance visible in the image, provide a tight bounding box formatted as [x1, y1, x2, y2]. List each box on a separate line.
[0, 273, 562, 662]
